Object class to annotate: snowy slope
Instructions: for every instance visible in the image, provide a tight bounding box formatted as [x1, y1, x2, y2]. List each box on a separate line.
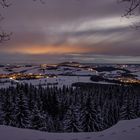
[0, 118, 140, 140]
[0, 68, 11, 74]
[133, 71, 140, 80]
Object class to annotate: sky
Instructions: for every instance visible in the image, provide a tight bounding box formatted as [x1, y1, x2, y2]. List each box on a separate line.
[0, 0, 140, 64]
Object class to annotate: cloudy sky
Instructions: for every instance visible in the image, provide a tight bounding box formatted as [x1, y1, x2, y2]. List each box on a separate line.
[0, 0, 140, 64]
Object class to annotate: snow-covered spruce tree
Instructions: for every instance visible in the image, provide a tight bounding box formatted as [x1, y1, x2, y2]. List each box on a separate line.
[106, 100, 120, 127]
[28, 93, 35, 113]
[63, 104, 82, 132]
[0, 90, 16, 126]
[102, 99, 112, 129]
[80, 97, 103, 132]
[45, 114, 56, 132]
[46, 90, 63, 131]
[0, 90, 4, 124]
[0, 102, 2, 124]
[57, 91, 69, 122]
[119, 89, 137, 120]
[30, 103, 46, 130]
[132, 85, 140, 118]
[133, 94, 140, 117]
[14, 90, 30, 128]
[94, 102, 104, 131]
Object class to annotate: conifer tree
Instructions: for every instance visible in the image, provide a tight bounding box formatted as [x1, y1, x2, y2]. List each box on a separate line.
[15, 90, 30, 128]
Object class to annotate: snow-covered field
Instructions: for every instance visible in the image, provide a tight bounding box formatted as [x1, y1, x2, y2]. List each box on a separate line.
[0, 76, 115, 89]
[0, 65, 100, 88]
[133, 71, 140, 80]
[0, 118, 140, 140]
[0, 64, 140, 88]
[23, 76, 93, 87]
[0, 65, 96, 75]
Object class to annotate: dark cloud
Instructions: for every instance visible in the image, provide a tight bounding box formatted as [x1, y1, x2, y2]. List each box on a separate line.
[0, 0, 140, 63]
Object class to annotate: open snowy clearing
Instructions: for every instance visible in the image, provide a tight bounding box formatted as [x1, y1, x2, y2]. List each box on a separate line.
[0, 76, 114, 89]
[0, 118, 140, 140]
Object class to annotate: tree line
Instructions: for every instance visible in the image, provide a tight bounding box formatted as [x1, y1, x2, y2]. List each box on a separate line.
[0, 83, 140, 132]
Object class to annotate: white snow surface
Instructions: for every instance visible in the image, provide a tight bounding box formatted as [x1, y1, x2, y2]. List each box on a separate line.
[0, 118, 140, 140]
[0, 68, 10, 74]
[0, 65, 140, 88]
[133, 71, 140, 80]
[0, 76, 114, 89]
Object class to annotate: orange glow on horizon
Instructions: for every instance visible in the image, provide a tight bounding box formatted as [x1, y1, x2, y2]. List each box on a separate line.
[5, 45, 93, 55]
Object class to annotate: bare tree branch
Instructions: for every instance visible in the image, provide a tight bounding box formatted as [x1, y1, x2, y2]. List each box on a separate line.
[0, 0, 11, 43]
[0, 0, 11, 8]
[119, 0, 140, 16]
[0, 31, 11, 43]
[0, 0, 45, 44]
[0, 0, 45, 43]
[118, 0, 140, 28]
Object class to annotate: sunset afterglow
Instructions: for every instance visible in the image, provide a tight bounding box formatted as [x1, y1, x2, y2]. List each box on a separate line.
[0, 0, 140, 63]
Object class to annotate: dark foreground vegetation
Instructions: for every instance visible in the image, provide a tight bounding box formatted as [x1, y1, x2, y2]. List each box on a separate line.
[0, 83, 140, 132]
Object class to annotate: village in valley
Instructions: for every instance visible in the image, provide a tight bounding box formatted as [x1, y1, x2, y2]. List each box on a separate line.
[0, 62, 140, 88]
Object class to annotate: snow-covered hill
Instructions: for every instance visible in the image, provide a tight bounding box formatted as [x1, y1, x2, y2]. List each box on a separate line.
[0, 118, 140, 140]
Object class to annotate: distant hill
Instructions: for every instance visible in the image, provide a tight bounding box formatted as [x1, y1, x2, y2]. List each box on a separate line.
[58, 61, 80, 66]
